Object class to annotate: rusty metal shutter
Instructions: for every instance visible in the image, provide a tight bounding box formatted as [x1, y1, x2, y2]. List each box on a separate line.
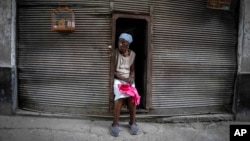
[151, 0, 237, 109]
[17, 0, 111, 113]
[111, 0, 150, 14]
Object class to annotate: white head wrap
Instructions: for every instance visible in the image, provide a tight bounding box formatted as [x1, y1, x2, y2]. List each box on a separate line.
[119, 33, 133, 44]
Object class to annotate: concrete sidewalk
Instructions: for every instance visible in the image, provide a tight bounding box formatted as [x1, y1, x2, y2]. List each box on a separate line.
[0, 114, 248, 141]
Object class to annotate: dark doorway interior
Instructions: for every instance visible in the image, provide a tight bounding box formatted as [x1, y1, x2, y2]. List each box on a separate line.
[115, 18, 148, 109]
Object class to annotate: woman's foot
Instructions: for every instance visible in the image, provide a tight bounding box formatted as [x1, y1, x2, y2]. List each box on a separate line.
[129, 123, 139, 135]
[110, 124, 120, 137]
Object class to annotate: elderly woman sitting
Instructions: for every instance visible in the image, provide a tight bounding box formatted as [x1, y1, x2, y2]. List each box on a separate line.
[110, 33, 139, 137]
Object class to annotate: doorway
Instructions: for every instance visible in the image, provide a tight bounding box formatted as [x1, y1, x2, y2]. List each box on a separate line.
[111, 14, 151, 110]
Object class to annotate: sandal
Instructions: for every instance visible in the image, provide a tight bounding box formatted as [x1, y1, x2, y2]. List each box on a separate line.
[129, 123, 139, 135]
[110, 124, 120, 137]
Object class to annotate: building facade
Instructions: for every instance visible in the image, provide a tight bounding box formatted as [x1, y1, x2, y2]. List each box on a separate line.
[1, 0, 249, 120]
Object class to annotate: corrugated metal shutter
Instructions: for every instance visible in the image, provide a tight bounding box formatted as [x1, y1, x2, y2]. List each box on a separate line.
[17, 0, 111, 113]
[111, 0, 150, 14]
[151, 0, 237, 109]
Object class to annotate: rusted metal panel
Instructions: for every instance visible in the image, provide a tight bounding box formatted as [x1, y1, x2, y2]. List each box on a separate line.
[17, 0, 238, 115]
[151, 0, 237, 109]
[111, 0, 150, 14]
[17, 0, 111, 112]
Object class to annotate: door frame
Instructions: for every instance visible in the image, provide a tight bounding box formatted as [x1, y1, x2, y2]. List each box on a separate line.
[109, 13, 152, 112]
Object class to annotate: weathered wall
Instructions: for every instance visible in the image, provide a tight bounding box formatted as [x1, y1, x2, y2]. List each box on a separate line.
[239, 0, 250, 72]
[0, 0, 13, 115]
[236, 0, 250, 121]
[0, 0, 11, 67]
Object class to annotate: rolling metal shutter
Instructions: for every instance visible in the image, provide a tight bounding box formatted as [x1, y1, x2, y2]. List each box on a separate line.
[111, 0, 150, 14]
[151, 0, 237, 109]
[17, 0, 111, 113]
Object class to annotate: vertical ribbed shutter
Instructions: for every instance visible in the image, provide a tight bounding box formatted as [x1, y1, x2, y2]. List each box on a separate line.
[151, 0, 237, 109]
[17, 0, 111, 112]
[112, 0, 150, 14]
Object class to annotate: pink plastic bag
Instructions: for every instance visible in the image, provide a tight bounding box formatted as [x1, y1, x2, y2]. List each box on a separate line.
[118, 84, 141, 105]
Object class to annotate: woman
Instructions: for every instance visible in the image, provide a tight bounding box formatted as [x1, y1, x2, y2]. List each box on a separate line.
[110, 33, 139, 137]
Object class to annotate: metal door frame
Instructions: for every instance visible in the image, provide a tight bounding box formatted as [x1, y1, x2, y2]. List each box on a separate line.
[109, 13, 152, 112]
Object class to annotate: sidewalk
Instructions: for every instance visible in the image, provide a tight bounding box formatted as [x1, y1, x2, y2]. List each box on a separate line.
[0, 114, 248, 141]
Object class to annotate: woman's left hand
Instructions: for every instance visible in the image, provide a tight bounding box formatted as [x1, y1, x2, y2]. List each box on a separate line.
[127, 77, 134, 85]
[123, 77, 134, 85]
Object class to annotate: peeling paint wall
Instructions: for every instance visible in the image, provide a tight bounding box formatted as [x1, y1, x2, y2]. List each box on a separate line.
[240, 0, 250, 72]
[0, 0, 11, 67]
[0, 0, 12, 115]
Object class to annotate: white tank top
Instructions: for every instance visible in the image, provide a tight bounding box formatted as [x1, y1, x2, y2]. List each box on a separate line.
[116, 50, 136, 78]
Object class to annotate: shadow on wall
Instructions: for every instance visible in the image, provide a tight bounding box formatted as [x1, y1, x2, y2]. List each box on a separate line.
[0, 68, 11, 103]
[236, 74, 250, 121]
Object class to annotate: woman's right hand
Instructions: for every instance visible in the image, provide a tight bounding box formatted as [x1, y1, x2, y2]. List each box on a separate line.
[115, 72, 134, 84]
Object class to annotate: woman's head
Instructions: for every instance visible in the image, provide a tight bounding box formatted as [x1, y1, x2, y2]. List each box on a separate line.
[118, 33, 133, 53]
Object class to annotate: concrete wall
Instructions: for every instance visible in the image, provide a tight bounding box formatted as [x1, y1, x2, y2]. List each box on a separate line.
[0, 0, 13, 115]
[235, 0, 250, 121]
[0, 0, 11, 67]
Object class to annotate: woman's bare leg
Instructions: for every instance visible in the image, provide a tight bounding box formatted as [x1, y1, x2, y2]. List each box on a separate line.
[127, 97, 136, 124]
[112, 99, 123, 126]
